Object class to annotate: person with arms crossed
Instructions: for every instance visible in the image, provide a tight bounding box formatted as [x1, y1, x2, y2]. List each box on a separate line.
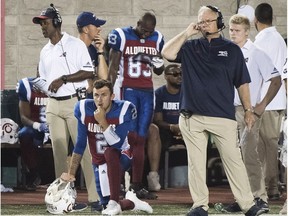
[223, 14, 281, 214]
[16, 77, 49, 190]
[32, 4, 98, 210]
[108, 12, 164, 199]
[61, 79, 153, 215]
[253, 3, 287, 200]
[76, 11, 108, 99]
[161, 5, 265, 216]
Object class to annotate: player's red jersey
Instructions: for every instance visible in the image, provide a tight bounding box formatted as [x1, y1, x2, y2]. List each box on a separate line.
[108, 27, 164, 89]
[74, 99, 136, 165]
[17, 77, 48, 123]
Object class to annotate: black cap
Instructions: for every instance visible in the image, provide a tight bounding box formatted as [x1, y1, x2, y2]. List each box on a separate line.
[76, 12, 106, 28]
[32, 8, 57, 24]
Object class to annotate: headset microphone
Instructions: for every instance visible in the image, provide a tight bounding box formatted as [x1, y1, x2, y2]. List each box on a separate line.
[49, 3, 62, 28]
[205, 30, 220, 36]
[205, 25, 225, 36]
[204, 5, 225, 37]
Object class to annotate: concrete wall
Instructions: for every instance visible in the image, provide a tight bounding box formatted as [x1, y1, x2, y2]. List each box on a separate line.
[4, 0, 287, 89]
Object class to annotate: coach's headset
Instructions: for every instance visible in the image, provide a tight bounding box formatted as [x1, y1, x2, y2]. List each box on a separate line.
[206, 5, 225, 30]
[50, 3, 62, 28]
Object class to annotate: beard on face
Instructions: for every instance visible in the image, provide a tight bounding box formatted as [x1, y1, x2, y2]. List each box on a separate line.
[170, 82, 181, 89]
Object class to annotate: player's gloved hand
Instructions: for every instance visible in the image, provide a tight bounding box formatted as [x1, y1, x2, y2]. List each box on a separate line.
[151, 56, 164, 68]
[39, 123, 49, 133]
[33, 122, 49, 133]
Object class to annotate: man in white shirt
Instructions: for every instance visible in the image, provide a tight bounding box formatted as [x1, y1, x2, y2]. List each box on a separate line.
[224, 14, 281, 214]
[32, 4, 99, 209]
[254, 3, 287, 200]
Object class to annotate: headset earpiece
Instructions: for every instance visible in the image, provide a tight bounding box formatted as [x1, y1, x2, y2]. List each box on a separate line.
[206, 5, 224, 30]
[50, 3, 62, 28]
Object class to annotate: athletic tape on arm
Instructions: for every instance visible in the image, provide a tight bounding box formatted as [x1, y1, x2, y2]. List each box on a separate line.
[103, 125, 120, 145]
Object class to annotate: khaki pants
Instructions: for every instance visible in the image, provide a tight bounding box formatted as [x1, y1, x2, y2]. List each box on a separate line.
[179, 114, 254, 212]
[258, 110, 285, 196]
[46, 97, 99, 202]
[235, 106, 267, 202]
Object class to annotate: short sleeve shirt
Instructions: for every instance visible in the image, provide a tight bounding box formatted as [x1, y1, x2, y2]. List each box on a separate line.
[108, 27, 164, 89]
[17, 77, 48, 123]
[254, 27, 287, 110]
[174, 36, 250, 120]
[73, 99, 136, 165]
[38, 32, 94, 97]
[234, 39, 280, 106]
[154, 85, 180, 124]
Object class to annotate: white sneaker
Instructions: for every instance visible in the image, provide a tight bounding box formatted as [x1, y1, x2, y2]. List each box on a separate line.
[125, 190, 153, 213]
[101, 200, 122, 215]
[147, 171, 161, 192]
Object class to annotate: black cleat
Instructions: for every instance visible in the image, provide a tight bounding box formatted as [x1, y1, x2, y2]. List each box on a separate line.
[245, 204, 266, 216]
[254, 198, 269, 213]
[129, 184, 158, 200]
[90, 200, 103, 212]
[223, 202, 242, 213]
[187, 206, 208, 216]
[135, 188, 157, 200]
[71, 203, 88, 212]
[129, 185, 158, 200]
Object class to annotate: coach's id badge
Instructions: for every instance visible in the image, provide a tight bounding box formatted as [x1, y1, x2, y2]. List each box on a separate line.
[99, 163, 110, 196]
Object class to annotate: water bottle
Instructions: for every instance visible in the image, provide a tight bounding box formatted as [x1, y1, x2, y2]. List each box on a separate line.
[214, 203, 224, 212]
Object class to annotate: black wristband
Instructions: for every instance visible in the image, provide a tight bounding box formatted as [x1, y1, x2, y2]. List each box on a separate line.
[61, 75, 67, 84]
[97, 52, 104, 55]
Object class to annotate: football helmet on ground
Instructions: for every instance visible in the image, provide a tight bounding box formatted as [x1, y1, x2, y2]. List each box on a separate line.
[1, 118, 19, 144]
[45, 178, 76, 214]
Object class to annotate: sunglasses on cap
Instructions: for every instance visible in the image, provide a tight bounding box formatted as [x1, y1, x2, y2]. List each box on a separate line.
[166, 72, 182, 77]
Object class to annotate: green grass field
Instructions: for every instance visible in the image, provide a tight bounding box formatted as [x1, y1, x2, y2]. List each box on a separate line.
[0, 204, 284, 215]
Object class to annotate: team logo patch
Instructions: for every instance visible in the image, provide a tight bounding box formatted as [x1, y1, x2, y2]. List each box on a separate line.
[2, 123, 13, 134]
[83, 62, 93, 68]
[122, 149, 133, 159]
[217, 51, 228, 57]
[272, 67, 279, 75]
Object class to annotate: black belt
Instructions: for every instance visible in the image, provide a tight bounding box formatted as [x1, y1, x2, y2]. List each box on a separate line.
[180, 109, 193, 119]
[50, 93, 77, 101]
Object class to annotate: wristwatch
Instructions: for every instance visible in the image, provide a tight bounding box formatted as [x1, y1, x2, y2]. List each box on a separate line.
[61, 75, 67, 84]
[244, 108, 254, 113]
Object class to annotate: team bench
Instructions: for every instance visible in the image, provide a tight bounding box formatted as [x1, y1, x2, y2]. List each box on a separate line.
[1, 141, 53, 188]
[1, 142, 52, 149]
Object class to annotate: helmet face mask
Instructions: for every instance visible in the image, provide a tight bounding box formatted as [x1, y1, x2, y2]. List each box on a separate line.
[45, 178, 76, 214]
[1, 118, 19, 144]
